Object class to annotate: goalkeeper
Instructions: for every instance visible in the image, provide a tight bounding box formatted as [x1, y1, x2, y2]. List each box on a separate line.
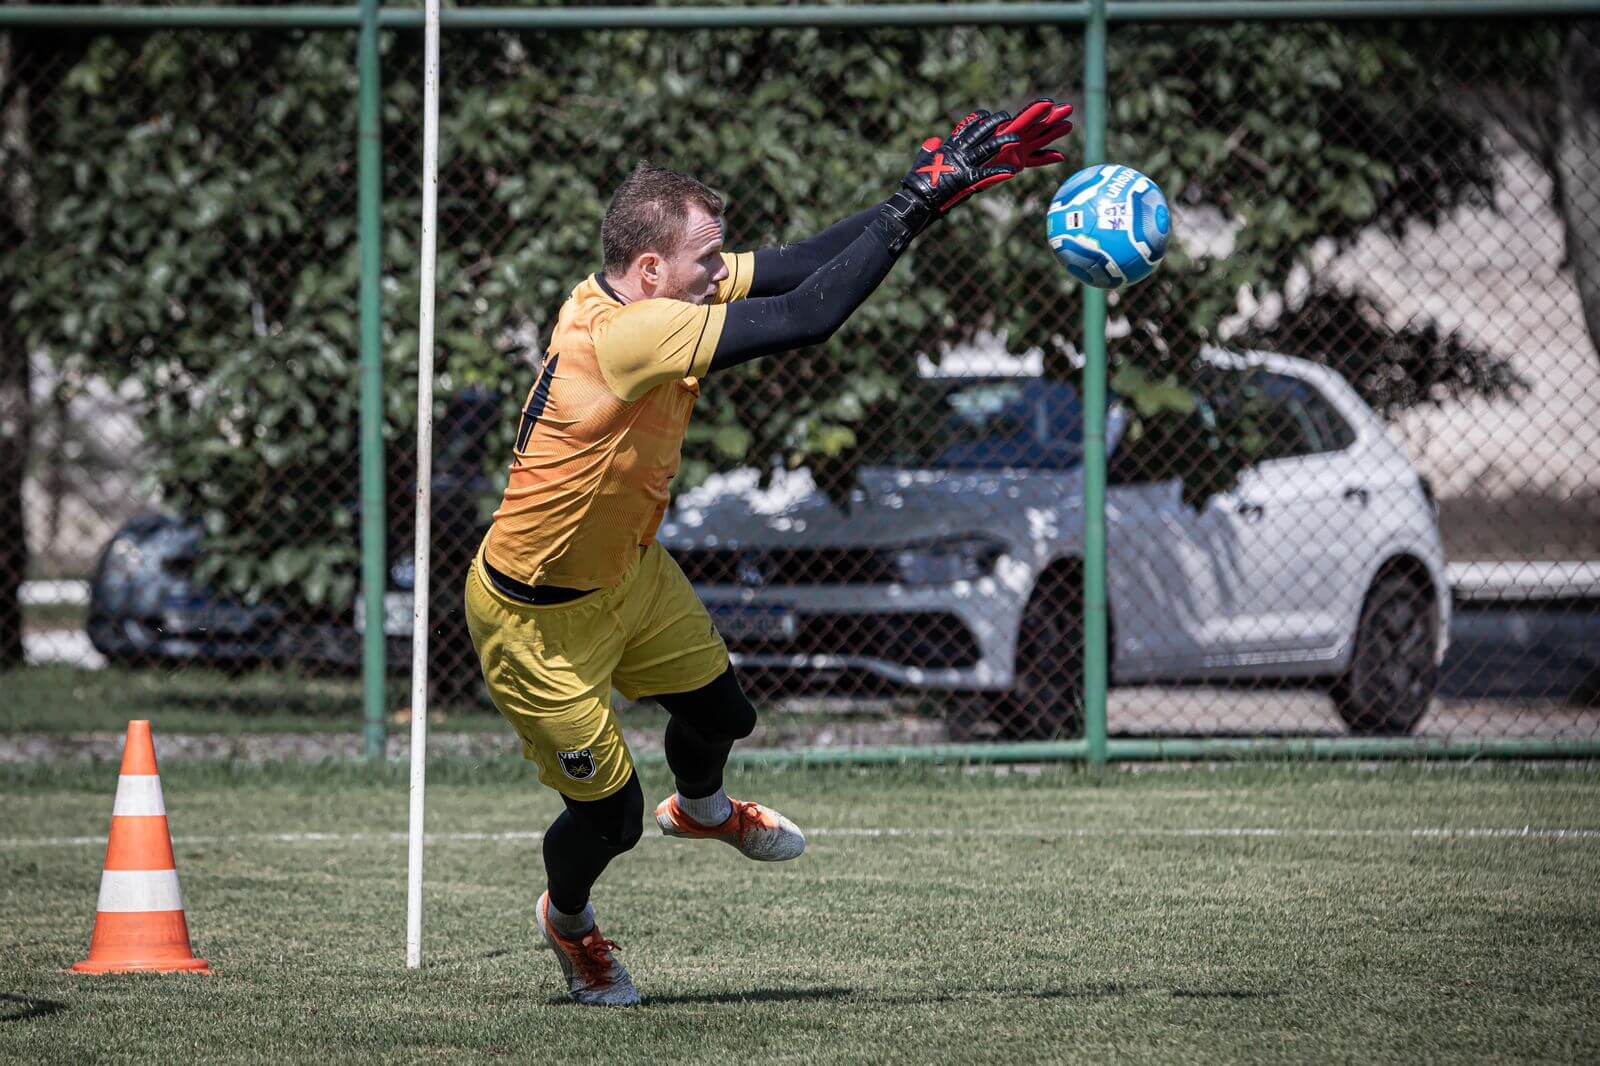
[463, 101, 1074, 1006]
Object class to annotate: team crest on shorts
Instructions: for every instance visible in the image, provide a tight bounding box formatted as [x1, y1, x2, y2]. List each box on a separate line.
[557, 749, 597, 781]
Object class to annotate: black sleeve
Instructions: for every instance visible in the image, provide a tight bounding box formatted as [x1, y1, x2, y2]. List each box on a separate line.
[747, 206, 882, 298]
[709, 210, 908, 373]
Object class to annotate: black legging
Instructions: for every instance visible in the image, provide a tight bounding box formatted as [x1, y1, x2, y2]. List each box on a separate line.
[542, 667, 758, 913]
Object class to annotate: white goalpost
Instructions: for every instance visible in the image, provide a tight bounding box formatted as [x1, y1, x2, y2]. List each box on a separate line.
[406, 0, 441, 972]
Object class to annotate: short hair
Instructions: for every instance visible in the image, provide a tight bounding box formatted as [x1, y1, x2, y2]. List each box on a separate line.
[601, 161, 724, 276]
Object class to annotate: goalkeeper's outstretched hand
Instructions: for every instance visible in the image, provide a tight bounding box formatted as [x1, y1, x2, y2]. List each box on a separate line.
[994, 98, 1075, 171]
[899, 109, 1021, 215]
[895, 99, 1073, 222]
[934, 98, 1076, 200]
[875, 109, 1020, 252]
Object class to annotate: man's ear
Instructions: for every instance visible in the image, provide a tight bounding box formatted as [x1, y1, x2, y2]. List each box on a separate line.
[637, 252, 662, 287]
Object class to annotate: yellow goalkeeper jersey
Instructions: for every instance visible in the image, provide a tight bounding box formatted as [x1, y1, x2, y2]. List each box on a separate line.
[482, 251, 755, 590]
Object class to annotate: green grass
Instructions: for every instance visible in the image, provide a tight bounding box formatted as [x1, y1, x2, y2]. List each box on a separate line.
[22, 604, 87, 632]
[1, 667, 900, 738]
[3, 761, 1599, 1063]
[2, 666, 503, 735]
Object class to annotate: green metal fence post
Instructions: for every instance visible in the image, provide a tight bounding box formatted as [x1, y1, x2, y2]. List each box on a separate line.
[358, 0, 387, 761]
[1080, 0, 1110, 766]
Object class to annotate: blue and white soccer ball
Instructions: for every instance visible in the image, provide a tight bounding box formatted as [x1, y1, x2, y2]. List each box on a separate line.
[1046, 164, 1171, 290]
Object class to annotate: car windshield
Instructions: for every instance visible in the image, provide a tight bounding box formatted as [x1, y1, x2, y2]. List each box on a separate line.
[893, 377, 1086, 470]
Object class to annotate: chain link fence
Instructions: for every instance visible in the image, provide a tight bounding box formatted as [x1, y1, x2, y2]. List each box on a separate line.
[4, 8, 1597, 754]
[1095, 20, 1600, 744]
[5, 26, 393, 731]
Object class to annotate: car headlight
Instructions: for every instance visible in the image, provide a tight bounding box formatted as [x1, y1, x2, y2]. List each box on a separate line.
[893, 536, 1006, 586]
[99, 525, 197, 590]
[101, 536, 152, 582]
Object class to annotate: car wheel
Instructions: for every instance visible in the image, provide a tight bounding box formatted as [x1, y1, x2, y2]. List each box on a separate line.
[1332, 571, 1439, 736]
[949, 575, 1085, 741]
[1572, 663, 1600, 708]
[945, 694, 1003, 742]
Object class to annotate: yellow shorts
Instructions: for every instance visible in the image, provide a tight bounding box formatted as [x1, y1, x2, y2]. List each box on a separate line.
[463, 539, 730, 801]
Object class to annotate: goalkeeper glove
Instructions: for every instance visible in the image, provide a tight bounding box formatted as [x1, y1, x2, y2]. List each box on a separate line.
[875, 110, 1020, 252]
[908, 108, 1022, 212]
[994, 97, 1075, 171]
[926, 99, 1075, 199]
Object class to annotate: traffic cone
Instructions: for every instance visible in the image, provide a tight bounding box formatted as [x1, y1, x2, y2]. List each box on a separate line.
[73, 721, 209, 974]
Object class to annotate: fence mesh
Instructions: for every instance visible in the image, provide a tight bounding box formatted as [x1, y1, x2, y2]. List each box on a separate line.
[3, 16, 1597, 752]
[5, 28, 386, 726]
[1096, 20, 1600, 742]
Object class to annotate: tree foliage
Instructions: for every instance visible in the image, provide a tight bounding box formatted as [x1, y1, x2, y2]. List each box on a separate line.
[7, 14, 1552, 610]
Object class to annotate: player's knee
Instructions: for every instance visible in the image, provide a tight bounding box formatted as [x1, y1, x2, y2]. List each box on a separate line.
[582, 813, 641, 854]
[613, 812, 644, 852]
[720, 695, 757, 741]
[693, 686, 756, 742]
[568, 772, 644, 853]
[605, 774, 645, 851]
[662, 668, 757, 741]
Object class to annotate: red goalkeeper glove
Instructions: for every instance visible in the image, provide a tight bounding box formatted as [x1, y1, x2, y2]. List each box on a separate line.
[994, 97, 1075, 171]
[932, 98, 1075, 202]
[901, 109, 1021, 214]
[876, 110, 1020, 252]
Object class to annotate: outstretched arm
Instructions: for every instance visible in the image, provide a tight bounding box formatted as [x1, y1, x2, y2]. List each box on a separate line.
[732, 99, 1075, 307]
[746, 206, 881, 298]
[709, 111, 1021, 373]
[711, 209, 908, 370]
[731, 100, 1074, 308]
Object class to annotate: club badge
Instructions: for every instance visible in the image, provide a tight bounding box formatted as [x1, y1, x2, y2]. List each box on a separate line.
[557, 749, 597, 781]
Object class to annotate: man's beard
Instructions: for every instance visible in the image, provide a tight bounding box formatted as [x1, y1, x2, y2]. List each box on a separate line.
[660, 270, 708, 304]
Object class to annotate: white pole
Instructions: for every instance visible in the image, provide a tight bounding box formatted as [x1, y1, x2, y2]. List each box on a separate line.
[406, 0, 440, 972]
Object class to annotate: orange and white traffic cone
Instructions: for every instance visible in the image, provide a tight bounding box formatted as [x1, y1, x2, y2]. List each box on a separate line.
[72, 720, 209, 974]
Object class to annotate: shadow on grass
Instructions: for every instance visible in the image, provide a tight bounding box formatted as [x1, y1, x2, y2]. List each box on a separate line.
[634, 982, 1281, 1007]
[0, 993, 68, 1023]
[640, 986, 857, 1006]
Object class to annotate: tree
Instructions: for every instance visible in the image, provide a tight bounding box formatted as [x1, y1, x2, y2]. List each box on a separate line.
[1436, 21, 1600, 368]
[1556, 24, 1600, 363]
[6, 15, 1554, 620]
[0, 23, 94, 670]
[13, 30, 369, 616]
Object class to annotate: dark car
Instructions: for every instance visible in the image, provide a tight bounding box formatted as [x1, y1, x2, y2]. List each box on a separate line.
[87, 513, 300, 669]
[86, 391, 500, 686]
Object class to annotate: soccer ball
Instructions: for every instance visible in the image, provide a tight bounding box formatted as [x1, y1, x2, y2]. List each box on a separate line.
[1046, 164, 1170, 289]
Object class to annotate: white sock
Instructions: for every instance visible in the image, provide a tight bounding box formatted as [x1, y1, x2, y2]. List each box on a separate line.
[677, 787, 733, 827]
[547, 900, 595, 939]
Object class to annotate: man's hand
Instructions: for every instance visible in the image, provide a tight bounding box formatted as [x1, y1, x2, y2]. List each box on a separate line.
[935, 99, 1075, 200]
[899, 109, 1021, 215]
[994, 98, 1075, 171]
[874, 109, 1020, 252]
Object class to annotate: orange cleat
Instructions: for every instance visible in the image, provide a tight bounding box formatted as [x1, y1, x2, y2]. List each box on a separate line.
[654, 795, 806, 862]
[535, 892, 640, 1007]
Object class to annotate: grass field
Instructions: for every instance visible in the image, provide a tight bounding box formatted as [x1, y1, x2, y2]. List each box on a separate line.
[3, 760, 1598, 1064]
[2, 667, 893, 739]
[2, 666, 500, 735]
